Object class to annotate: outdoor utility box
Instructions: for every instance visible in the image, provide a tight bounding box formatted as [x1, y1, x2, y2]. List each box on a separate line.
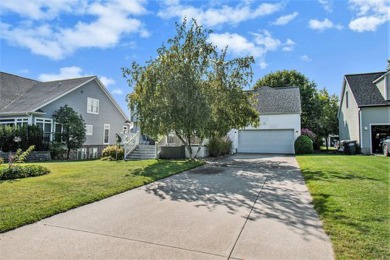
[160, 145, 185, 159]
[343, 140, 357, 155]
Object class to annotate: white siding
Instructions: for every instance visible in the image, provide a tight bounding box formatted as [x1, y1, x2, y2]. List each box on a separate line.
[338, 81, 360, 144]
[361, 106, 390, 154]
[228, 113, 301, 153]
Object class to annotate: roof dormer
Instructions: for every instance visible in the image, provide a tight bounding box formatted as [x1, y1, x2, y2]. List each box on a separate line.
[373, 71, 390, 101]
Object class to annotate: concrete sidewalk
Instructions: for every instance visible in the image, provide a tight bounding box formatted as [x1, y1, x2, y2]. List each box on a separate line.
[0, 154, 334, 259]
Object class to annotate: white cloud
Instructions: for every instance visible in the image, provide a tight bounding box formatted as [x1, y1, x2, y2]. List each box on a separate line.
[348, 0, 390, 32]
[100, 76, 116, 87]
[208, 32, 263, 57]
[300, 55, 312, 62]
[38, 66, 87, 81]
[0, 0, 85, 20]
[111, 88, 124, 95]
[0, 0, 149, 59]
[308, 18, 343, 31]
[282, 39, 296, 52]
[158, 1, 283, 27]
[319, 0, 333, 12]
[252, 30, 281, 52]
[272, 12, 299, 25]
[208, 30, 284, 69]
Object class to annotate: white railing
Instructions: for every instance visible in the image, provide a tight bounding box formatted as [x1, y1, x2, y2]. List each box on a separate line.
[155, 135, 167, 159]
[123, 131, 140, 160]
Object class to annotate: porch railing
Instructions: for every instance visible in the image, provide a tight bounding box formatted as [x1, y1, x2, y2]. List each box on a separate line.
[123, 131, 140, 160]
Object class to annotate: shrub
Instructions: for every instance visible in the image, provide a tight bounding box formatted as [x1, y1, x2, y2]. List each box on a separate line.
[295, 135, 314, 154]
[209, 137, 232, 157]
[0, 125, 46, 152]
[49, 142, 66, 160]
[101, 145, 124, 160]
[0, 165, 51, 180]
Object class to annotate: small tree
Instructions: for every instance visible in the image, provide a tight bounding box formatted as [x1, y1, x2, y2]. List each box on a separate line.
[317, 89, 339, 150]
[122, 19, 258, 158]
[53, 105, 86, 159]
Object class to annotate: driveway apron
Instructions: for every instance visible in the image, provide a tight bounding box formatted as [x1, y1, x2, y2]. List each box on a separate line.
[0, 154, 334, 259]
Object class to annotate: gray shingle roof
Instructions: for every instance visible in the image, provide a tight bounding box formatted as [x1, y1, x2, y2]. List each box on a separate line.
[0, 72, 38, 110]
[252, 86, 301, 114]
[345, 72, 388, 107]
[0, 72, 95, 114]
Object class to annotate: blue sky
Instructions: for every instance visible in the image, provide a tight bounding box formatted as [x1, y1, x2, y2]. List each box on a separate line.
[1, 0, 389, 113]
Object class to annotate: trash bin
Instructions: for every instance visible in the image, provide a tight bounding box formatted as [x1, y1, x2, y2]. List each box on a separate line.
[343, 140, 357, 155]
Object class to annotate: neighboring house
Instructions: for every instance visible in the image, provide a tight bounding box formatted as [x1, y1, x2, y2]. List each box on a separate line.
[228, 86, 302, 154]
[0, 72, 130, 159]
[338, 71, 390, 154]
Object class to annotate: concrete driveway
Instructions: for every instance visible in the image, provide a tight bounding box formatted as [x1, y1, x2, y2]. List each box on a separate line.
[0, 154, 334, 259]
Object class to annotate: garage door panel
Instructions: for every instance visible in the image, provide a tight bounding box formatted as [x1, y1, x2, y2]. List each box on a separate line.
[238, 130, 294, 154]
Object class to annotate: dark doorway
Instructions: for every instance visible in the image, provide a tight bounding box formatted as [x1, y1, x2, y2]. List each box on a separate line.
[371, 125, 390, 153]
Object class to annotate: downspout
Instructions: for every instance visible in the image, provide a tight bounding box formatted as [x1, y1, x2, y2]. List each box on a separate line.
[358, 108, 363, 153]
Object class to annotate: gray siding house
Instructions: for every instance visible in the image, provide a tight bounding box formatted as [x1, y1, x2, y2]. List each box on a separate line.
[0, 72, 129, 159]
[338, 71, 390, 154]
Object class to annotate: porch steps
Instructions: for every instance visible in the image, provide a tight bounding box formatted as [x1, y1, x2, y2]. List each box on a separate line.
[126, 145, 156, 160]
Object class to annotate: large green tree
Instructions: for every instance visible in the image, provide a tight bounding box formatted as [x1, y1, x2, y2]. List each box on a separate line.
[122, 19, 259, 158]
[253, 70, 320, 131]
[317, 89, 339, 150]
[53, 105, 86, 159]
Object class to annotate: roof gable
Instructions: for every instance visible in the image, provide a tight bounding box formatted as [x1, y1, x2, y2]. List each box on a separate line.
[252, 86, 301, 114]
[0, 72, 129, 120]
[344, 72, 387, 107]
[1, 75, 95, 114]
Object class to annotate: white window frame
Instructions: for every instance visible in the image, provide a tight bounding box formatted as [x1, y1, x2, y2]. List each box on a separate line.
[77, 148, 87, 160]
[85, 124, 93, 136]
[35, 118, 53, 141]
[103, 124, 110, 144]
[0, 117, 28, 127]
[87, 97, 99, 114]
[88, 147, 98, 159]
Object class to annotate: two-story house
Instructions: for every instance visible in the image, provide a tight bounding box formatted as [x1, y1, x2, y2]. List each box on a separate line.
[0, 72, 130, 159]
[338, 71, 390, 154]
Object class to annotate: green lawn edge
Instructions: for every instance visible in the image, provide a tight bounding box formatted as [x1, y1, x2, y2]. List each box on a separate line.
[0, 159, 204, 233]
[296, 155, 389, 259]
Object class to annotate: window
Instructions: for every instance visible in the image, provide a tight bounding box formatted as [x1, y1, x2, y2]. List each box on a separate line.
[54, 123, 63, 142]
[88, 147, 98, 159]
[103, 124, 110, 144]
[35, 118, 53, 141]
[0, 118, 28, 127]
[87, 97, 99, 114]
[346, 91, 349, 108]
[85, 124, 93, 136]
[16, 118, 28, 128]
[77, 148, 87, 160]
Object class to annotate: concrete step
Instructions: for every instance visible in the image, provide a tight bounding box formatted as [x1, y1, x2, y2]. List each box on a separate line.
[125, 145, 156, 160]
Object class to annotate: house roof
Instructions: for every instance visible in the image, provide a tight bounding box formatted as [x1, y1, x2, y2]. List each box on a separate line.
[344, 71, 388, 107]
[0, 72, 129, 120]
[252, 86, 301, 114]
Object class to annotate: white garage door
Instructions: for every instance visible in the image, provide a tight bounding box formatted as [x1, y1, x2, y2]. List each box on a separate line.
[238, 130, 295, 154]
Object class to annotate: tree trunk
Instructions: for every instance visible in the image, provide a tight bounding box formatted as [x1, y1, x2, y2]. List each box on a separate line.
[175, 131, 192, 159]
[193, 138, 204, 158]
[67, 148, 71, 160]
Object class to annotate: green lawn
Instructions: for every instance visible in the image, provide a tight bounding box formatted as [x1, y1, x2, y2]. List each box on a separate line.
[296, 155, 389, 259]
[0, 159, 203, 233]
